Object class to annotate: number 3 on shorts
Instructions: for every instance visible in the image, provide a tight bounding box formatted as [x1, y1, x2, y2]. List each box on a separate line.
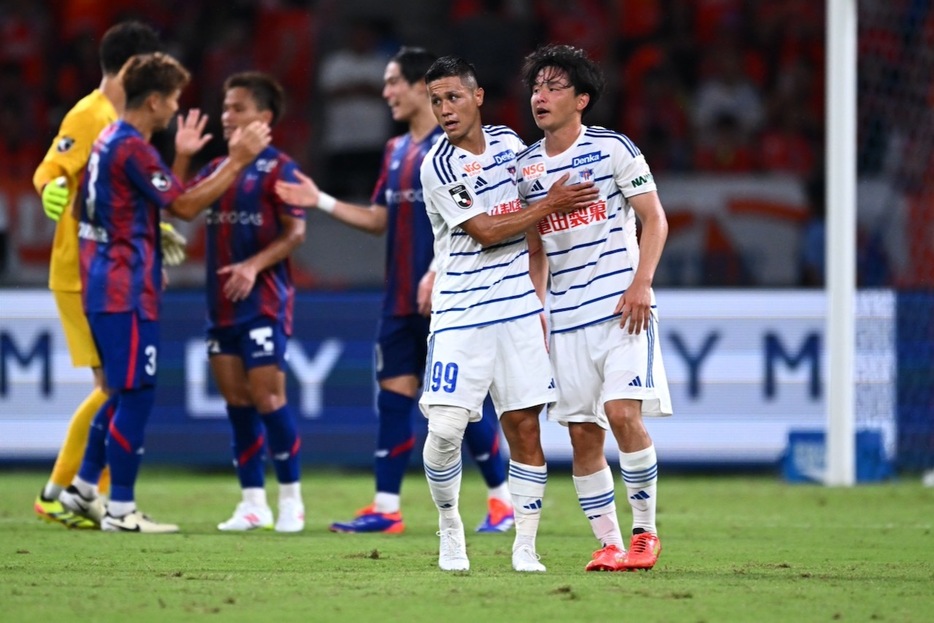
[429, 361, 458, 393]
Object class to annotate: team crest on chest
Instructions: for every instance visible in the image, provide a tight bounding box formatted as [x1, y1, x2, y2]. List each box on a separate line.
[579, 168, 594, 182]
[255, 158, 277, 173]
[448, 184, 473, 209]
[507, 165, 517, 184]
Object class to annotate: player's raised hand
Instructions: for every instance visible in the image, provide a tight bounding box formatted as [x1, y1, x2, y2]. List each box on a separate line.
[544, 173, 599, 213]
[175, 109, 212, 157]
[228, 120, 271, 166]
[275, 170, 320, 208]
[41, 176, 69, 221]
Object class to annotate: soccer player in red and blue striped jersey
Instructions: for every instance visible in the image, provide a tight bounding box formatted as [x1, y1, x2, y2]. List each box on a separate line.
[62, 53, 271, 533]
[181, 72, 307, 533]
[276, 47, 512, 535]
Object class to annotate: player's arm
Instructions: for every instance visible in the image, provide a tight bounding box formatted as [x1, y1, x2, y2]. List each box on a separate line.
[274, 171, 388, 234]
[613, 190, 668, 334]
[32, 110, 96, 221]
[460, 173, 598, 247]
[167, 121, 270, 220]
[417, 261, 436, 317]
[527, 228, 548, 304]
[217, 213, 306, 302]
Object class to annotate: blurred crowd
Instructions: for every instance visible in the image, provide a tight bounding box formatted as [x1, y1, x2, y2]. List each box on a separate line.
[1, 0, 932, 287]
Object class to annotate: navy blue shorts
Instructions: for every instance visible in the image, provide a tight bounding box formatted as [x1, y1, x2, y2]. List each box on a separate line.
[375, 314, 430, 381]
[88, 311, 159, 391]
[206, 316, 289, 371]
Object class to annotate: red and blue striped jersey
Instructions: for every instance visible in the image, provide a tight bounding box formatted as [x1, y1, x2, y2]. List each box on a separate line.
[370, 126, 442, 317]
[194, 146, 304, 334]
[77, 120, 183, 320]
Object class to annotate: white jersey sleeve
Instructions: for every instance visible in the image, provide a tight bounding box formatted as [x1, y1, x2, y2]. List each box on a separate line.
[614, 148, 656, 199]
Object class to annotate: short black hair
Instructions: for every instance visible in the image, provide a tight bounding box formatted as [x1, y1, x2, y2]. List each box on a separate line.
[391, 47, 438, 85]
[521, 44, 606, 115]
[424, 55, 479, 90]
[121, 52, 190, 109]
[99, 21, 160, 75]
[223, 71, 286, 125]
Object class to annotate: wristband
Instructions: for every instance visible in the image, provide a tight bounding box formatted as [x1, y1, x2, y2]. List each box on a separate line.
[317, 191, 337, 213]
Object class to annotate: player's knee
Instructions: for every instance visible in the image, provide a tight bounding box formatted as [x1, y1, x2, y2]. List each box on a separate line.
[255, 394, 286, 414]
[424, 405, 469, 460]
[568, 421, 605, 453]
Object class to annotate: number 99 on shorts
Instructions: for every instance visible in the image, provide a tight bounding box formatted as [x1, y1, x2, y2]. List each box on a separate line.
[428, 361, 458, 393]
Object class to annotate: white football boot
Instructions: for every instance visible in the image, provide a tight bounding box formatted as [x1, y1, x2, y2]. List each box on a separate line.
[217, 502, 274, 531]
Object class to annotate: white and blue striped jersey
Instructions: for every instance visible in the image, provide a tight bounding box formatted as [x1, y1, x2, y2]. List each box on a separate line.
[516, 125, 657, 334]
[421, 125, 541, 333]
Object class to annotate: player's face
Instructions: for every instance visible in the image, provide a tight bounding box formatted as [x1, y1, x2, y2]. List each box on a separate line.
[153, 89, 182, 131]
[383, 62, 424, 124]
[222, 87, 269, 139]
[428, 76, 483, 145]
[530, 67, 588, 133]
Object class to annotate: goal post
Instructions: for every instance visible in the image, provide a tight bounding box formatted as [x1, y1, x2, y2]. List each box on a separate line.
[825, 0, 858, 486]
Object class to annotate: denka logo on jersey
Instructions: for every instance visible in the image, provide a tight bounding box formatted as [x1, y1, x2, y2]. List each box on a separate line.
[150, 172, 171, 192]
[493, 149, 515, 165]
[522, 162, 546, 181]
[463, 161, 482, 176]
[537, 200, 607, 236]
[448, 184, 473, 209]
[572, 151, 602, 168]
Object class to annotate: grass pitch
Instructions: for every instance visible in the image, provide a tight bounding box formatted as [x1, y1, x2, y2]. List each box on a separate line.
[1, 468, 932, 622]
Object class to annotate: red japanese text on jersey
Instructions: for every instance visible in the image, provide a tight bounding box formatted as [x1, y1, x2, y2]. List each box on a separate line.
[537, 200, 607, 236]
[491, 198, 522, 215]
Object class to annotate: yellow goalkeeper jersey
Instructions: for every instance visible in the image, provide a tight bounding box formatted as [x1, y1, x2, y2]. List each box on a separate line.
[33, 89, 117, 292]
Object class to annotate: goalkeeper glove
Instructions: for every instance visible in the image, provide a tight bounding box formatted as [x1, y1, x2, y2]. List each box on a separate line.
[160, 222, 188, 266]
[41, 176, 69, 222]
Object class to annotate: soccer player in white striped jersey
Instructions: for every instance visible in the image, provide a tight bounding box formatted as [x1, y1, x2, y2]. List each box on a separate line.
[419, 56, 599, 573]
[517, 44, 673, 572]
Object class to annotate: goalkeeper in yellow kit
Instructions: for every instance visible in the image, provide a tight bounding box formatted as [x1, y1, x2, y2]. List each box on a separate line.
[31, 21, 163, 528]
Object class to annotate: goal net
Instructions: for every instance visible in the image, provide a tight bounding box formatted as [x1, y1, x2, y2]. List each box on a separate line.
[857, 0, 934, 471]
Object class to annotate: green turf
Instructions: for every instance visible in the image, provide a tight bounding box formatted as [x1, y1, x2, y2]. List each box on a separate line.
[2, 468, 932, 622]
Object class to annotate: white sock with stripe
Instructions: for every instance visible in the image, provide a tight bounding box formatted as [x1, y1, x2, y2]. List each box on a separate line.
[619, 445, 658, 534]
[573, 466, 624, 547]
[508, 460, 546, 551]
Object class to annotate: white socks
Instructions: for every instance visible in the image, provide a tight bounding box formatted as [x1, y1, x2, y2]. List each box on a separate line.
[573, 466, 624, 547]
[508, 460, 546, 550]
[619, 445, 658, 534]
[373, 492, 401, 514]
[243, 487, 268, 507]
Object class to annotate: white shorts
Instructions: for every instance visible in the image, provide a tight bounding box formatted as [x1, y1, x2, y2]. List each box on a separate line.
[547, 314, 672, 428]
[419, 314, 557, 420]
